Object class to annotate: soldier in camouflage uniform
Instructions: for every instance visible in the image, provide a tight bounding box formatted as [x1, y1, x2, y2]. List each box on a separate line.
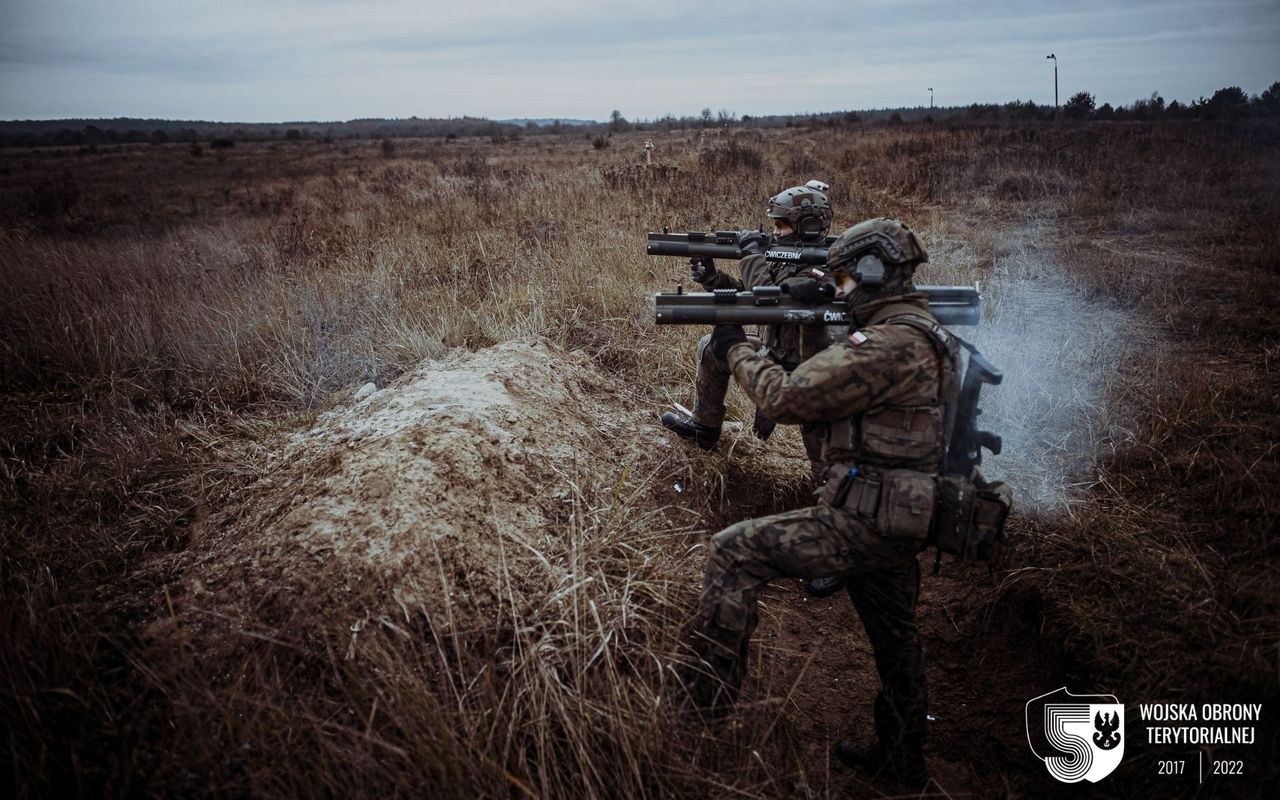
[660, 181, 835, 480]
[683, 218, 957, 791]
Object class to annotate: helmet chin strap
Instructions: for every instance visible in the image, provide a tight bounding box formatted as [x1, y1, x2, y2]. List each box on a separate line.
[846, 289, 886, 322]
[773, 223, 796, 245]
[775, 218, 828, 245]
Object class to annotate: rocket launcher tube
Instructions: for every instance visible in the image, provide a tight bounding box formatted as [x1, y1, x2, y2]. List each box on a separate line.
[647, 231, 834, 265]
[654, 285, 983, 328]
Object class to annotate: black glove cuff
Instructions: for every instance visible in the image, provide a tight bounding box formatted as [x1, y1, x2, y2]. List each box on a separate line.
[710, 324, 748, 361]
[785, 276, 834, 305]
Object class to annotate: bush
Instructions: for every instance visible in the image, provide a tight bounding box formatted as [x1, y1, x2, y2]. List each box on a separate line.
[1209, 85, 1249, 109]
[1064, 91, 1095, 119]
[591, 135, 610, 150]
[697, 138, 762, 171]
[1258, 81, 1280, 115]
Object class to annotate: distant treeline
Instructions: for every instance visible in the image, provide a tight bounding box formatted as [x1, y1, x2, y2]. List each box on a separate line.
[0, 116, 536, 149]
[625, 82, 1280, 130]
[2, 82, 1276, 149]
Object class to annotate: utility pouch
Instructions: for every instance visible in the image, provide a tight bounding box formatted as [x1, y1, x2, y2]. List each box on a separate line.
[875, 470, 935, 541]
[969, 480, 1012, 561]
[931, 474, 971, 556]
[931, 473, 1012, 562]
[819, 465, 881, 517]
[859, 405, 944, 465]
[818, 465, 854, 507]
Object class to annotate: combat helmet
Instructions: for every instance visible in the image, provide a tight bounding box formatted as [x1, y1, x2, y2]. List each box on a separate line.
[827, 218, 928, 294]
[767, 180, 833, 240]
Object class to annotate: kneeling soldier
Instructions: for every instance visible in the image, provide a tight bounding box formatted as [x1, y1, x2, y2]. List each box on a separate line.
[660, 180, 834, 480]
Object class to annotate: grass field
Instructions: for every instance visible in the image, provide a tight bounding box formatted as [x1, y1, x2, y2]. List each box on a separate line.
[2, 119, 1277, 797]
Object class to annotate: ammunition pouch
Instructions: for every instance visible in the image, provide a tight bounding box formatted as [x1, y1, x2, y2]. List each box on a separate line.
[818, 464, 881, 517]
[877, 470, 935, 542]
[931, 472, 1012, 562]
[818, 465, 935, 543]
[821, 464, 1013, 559]
[860, 405, 944, 465]
[827, 405, 945, 469]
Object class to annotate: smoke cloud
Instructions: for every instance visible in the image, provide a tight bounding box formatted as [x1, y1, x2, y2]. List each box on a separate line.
[964, 251, 1151, 513]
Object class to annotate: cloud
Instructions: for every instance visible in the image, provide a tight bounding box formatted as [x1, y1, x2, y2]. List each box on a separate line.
[1, 0, 1276, 120]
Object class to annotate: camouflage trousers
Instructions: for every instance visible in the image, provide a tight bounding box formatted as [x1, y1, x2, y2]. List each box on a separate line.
[689, 503, 928, 763]
[690, 333, 825, 481]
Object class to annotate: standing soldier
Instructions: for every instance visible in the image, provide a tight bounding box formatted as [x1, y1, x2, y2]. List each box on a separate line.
[680, 218, 954, 791]
[660, 180, 835, 481]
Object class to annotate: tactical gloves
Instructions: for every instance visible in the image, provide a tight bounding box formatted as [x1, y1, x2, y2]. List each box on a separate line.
[784, 276, 835, 305]
[736, 230, 770, 256]
[688, 256, 717, 287]
[752, 409, 777, 441]
[709, 324, 748, 361]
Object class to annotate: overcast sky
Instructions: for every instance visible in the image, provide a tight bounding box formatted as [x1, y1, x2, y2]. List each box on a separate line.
[1, 0, 1277, 122]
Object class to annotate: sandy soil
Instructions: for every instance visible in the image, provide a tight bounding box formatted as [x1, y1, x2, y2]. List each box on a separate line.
[162, 341, 668, 660]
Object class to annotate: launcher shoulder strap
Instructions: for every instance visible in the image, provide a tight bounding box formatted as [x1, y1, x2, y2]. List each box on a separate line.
[882, 311, 963, 470]
[882, 312, 956, 361]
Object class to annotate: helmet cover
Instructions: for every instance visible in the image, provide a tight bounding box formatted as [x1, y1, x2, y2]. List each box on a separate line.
[827, 217, 928, 272]
[767, 180, 834, 238]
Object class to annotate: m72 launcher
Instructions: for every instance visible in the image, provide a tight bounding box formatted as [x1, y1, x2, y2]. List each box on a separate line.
[654, 284, 983, 328]
[647, 230, 834, 267]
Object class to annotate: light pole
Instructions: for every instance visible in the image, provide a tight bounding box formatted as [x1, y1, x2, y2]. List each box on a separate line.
[928, 87, 934, 108]
[1046, 53, 1058, 108]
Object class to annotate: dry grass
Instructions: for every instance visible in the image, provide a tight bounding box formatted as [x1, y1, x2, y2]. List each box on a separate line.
[2, 119, 1277, 797]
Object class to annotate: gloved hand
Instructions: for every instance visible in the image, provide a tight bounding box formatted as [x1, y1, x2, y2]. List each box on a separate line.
[709, 323, 748, 361]
[736, 229, 770, 257]
[689, 256, 717, 286]
[785, 276, 835, 305]
[752, 408, 777, 441]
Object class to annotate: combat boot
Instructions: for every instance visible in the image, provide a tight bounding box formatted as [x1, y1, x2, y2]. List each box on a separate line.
[805, 575, 845, 598]
[835, 739, 928, 790]
[660, 411, 720, 451]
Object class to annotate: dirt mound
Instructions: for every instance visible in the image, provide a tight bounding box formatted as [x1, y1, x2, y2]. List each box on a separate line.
[170, 341, 664, 656]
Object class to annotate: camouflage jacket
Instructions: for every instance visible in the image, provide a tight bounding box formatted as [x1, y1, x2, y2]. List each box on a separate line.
[705, 252, 830, 369]
[725, 292, 954, 472]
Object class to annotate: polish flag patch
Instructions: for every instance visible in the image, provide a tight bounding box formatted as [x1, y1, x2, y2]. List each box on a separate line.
[848, 331, 868, 345]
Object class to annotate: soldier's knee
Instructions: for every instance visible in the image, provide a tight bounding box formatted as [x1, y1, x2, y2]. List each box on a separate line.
[695, 333, 714, 359]
[709, 525, 744, 559]
[697, 333, 733, 370]
[710, 523, 765, 567]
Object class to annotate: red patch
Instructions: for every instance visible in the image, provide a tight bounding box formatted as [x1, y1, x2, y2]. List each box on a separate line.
[848, 331, 868, 346]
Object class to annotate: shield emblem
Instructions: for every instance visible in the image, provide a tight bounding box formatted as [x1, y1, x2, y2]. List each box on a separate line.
[1026, 687, 1125, 783]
